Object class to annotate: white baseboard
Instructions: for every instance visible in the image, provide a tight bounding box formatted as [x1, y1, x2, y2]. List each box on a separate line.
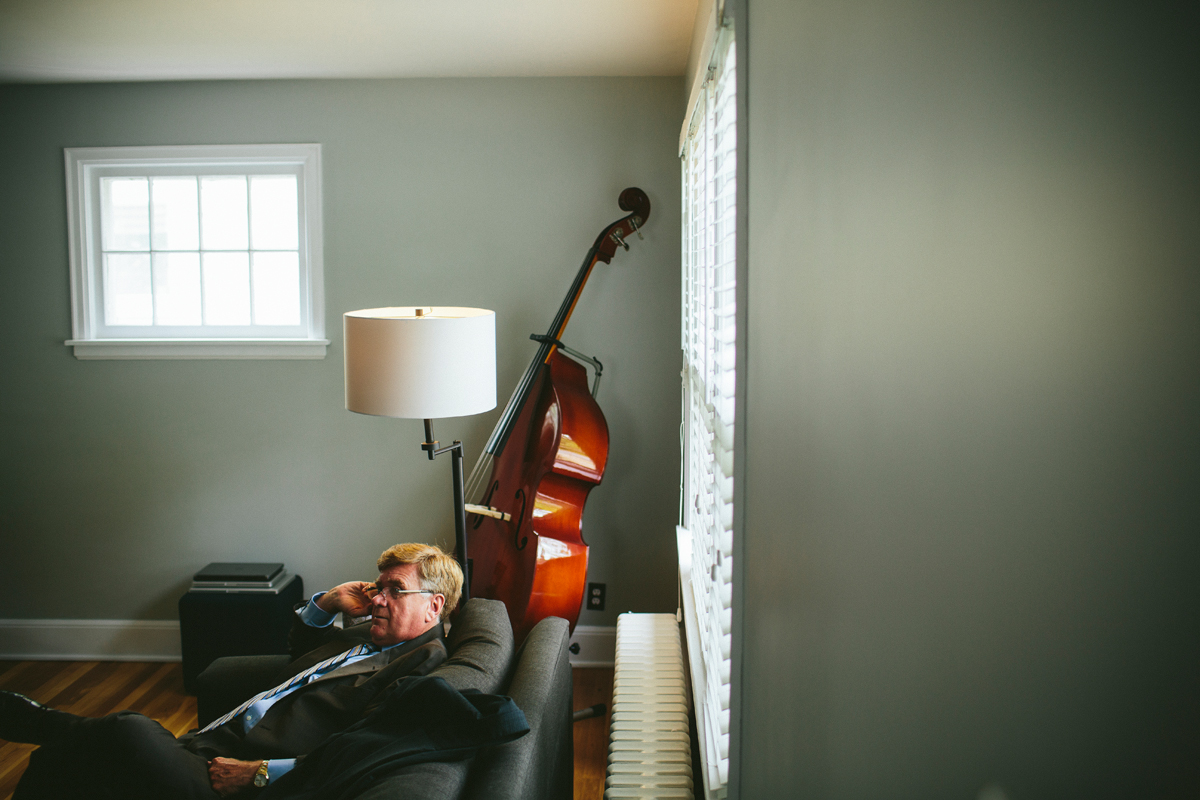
[0, 619, 181, 661]
[569, 624, 615, 668]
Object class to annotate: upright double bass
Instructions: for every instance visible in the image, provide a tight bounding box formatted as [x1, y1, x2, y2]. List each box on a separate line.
[463, 188, 651, 642]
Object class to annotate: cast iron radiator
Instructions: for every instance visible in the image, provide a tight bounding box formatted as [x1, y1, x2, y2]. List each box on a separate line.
[605, 612, 694, 799]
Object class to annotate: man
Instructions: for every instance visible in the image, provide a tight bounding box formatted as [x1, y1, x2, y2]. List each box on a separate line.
[0, 542, 462, 799]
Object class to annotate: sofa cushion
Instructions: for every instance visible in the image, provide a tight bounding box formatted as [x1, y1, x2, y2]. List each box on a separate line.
[350, 760, 468, 800]
[430, 597, 515, 695]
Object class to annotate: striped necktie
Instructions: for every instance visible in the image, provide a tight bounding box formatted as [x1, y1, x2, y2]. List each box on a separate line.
[199, 643, 373, 733]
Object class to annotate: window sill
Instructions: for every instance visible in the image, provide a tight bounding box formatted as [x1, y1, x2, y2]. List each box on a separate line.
[65, 338, 330, 360]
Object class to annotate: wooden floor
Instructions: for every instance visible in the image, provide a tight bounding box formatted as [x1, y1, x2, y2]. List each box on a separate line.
[572, 667, 615, 800]
[0, 660, 613, 800]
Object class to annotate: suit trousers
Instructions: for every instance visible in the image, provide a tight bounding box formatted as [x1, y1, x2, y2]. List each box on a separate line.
[14, 712, 219, 800]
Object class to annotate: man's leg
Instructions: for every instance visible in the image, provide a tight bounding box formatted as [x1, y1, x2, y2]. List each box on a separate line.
[13, 711, 218, 800]
[0, 690, 77, 745]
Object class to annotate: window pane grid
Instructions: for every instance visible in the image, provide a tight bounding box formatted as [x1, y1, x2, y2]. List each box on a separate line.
[99, 173, 301, 329]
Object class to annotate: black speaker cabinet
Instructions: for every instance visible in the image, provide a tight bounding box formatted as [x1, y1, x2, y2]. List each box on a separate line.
[178, 574, 303, 693]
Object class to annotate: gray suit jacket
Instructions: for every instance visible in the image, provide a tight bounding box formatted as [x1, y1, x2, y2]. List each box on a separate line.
[184, 618, 448, 761]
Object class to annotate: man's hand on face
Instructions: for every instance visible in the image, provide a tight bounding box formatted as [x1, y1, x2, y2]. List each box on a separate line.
[315, 580, 376, 618]
[208, 758, 261, 796]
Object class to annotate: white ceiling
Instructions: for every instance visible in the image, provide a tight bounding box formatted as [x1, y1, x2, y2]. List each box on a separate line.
[0, 0, 697, 83]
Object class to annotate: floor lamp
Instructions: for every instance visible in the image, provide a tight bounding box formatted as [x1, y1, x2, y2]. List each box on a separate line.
[343, 306, 496, 601]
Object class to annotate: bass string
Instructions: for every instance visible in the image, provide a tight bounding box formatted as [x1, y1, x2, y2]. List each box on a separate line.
[478, 227, 609, 461]
[465, 452, 492, 504]
[465, 204, 641, 511]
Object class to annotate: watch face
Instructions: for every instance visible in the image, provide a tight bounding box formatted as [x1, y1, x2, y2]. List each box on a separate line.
[254, 765, 269, 787]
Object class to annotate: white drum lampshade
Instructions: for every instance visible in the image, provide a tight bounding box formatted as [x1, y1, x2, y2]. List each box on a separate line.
[344, 307, 496, 419]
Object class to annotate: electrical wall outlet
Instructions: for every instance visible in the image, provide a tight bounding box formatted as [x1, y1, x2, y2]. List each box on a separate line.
[587, 582, 606, 610]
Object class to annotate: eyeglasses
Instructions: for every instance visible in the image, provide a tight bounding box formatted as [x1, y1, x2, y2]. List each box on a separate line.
[368, 583, 435, 600]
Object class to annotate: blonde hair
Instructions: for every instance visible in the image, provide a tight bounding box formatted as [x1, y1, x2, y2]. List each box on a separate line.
[377, 543, 463, 620]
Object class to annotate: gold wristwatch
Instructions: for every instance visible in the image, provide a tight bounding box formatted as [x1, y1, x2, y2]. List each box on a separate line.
[253, 761, 270, 788]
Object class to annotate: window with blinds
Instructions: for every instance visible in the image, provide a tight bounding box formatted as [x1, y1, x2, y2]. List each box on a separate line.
[678, 29, 736, 800]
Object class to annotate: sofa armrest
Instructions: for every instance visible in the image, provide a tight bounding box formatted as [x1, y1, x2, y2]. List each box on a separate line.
[195, 654, 291, 727]
[463, 616, 573, 800]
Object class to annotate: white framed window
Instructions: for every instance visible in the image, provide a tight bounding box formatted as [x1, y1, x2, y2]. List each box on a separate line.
[64, 144, 327, 359]
[679, 28, 736, 800]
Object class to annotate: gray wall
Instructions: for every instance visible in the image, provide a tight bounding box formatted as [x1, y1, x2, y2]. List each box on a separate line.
[738, 1, 1198, 797]
[0, 77, 683, 625]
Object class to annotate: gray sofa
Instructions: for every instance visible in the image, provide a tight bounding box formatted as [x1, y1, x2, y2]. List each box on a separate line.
[195, 598, 573, 800]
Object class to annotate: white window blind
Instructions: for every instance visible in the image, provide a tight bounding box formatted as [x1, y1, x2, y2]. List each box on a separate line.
[679, 31, 736, 800]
